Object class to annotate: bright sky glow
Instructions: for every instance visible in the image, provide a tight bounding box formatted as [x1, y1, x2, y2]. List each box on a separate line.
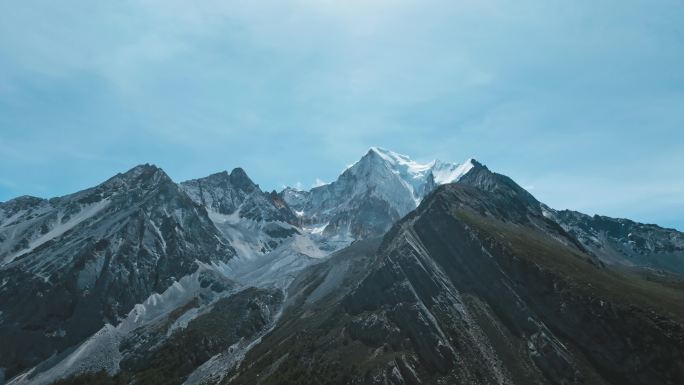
[1, 0, 683, 229]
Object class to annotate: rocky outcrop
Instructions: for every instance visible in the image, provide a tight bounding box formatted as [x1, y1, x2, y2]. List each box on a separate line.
[180, 168, 297, 224]
[229, 167, 684, 385]
[548, 208, 684, 276]
[52, 286, 283, 385]
[0, 165, 235, 380]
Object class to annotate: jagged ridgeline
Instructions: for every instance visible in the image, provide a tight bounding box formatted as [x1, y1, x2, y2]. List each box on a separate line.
[1, 148, 682, 385]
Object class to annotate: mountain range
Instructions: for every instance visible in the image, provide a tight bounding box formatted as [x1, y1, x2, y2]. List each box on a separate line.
[0, 148, 682, 385]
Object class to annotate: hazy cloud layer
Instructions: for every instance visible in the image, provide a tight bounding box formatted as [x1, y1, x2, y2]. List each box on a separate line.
[1, 0, 683, 229]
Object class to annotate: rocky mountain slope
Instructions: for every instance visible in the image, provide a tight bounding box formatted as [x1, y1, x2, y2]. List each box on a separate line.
[1, 165, 324, 385]
[180, 168, 326, 289]
[179, 168, 300, 260]
[545, 208, 684, 276]
[1, 148, 683, 385]
[180, 168, 297, 226]
[0, 165, 235, 382]
[229, 164, 684, 385]
[281, 147, 474, 250]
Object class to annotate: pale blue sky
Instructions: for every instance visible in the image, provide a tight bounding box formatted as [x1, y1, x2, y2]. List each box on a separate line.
[1, 0, 683, 230]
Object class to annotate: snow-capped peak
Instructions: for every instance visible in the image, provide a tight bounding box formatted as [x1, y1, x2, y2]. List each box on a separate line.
[431, 158, 476, 185]
[280, 148, 478, 249]
[287, 147, 476, 209]
[367, 147, 434, 174]
[363, 147, 474, 191]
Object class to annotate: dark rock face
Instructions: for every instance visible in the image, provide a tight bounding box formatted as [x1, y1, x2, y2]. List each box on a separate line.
[118, 286, 283, 385]
[179, 168, 300, 257]
[356, 185, 684, 385]
[0, 197, 51, 261]
[0, 165, 235, 380]
[456, 159, 541, 212]
[222, 239, 386, 385]
[268, 191, 300, 225]
[549, 209, 684, 276]
[180, 168, 297, 224]
[322, 195, 401, 240]
[53, 286, 283, 385]
[229, 169, 684, 385]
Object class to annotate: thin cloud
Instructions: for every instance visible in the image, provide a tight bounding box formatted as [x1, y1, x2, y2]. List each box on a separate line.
[0, 0, 681, 229]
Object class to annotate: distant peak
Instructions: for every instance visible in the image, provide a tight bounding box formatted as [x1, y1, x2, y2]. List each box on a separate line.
[1, 195, 46, 207]
[126, 163, 160, 172]
[180, 167, 259, 194]
[466, 158, 484, 169]
[120, 163, 166, 180]
[229, 167, 258, 192]
[230, 167, 249, 178]
[366, 146, 413, 164]
[101, 163, 171, 191]
[10, 194, 45, 202]
[367, 146, 391, 156]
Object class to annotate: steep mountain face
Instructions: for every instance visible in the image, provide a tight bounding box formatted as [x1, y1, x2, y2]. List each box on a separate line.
[35, 282, 283, 385]
[1, 165, 323, 385]
[180, 169, 324, 289]
[546, 209, 684, 276]
[0, 165, 235, 381]
[10, 267, 245, 385]
[180, 168, 297, 225]
[230, 166, 684, 385]
[0, 196, 55, 264]
[281, 147, 474, 250]
[180, 169, 300, 258]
